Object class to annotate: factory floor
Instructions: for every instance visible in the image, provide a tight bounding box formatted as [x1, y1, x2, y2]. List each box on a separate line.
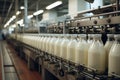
[0, 41, 42, 80]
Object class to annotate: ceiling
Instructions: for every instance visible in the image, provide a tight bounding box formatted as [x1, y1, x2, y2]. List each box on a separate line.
[0, 0, 68, 28]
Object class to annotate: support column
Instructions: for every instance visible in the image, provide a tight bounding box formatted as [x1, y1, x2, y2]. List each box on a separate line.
[15, 0, 18, 39]
[24, 0, 28, 28]
[36, 2, 40, 33]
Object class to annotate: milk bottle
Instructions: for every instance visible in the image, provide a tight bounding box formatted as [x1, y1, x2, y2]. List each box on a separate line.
[54, 35, 61, 57]
[51, 35, 57, 56]
[87, 34, 93, 46]
[49, 35, 55, 55]
[43, 34, 47, 51]
[30, 35, 35, 47]
[55, 35, 63, 57]
[48, 35, 52, 54]
[67, 34, 77, 63]
[36, 34, 41, 49]
[45, 34, 50, 53]
[40, 35, 44, 51]
[104, 34, 114, 69]
[60, 34, 70, 60]
[75, 34, 88, 66]
[38, 34, 42, 50]
[54, 35, 59, 56]
[34, 35, 38, 48]
[109, 34, 120, 76]
[88, 34, 106, 73]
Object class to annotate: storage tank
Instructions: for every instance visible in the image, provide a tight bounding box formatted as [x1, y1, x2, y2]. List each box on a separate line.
[109, 34, 120, 76]
[88, 34, 106, 74]
[67, 34, 77, 63]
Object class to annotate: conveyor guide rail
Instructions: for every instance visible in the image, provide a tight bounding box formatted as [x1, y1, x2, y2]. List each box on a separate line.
[0, 41, 19, 80]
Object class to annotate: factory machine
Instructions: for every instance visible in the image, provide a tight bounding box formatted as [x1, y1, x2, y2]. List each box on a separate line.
[7, 2, 120, 80]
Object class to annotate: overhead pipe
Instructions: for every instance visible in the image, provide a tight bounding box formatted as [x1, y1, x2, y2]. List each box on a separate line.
[74, 11, 120, 20]
[4, 0, 14, 24]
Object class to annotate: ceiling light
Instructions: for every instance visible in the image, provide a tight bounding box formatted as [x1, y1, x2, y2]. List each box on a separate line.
[12, 15, 16, 20]
[28, 15, 33, 19]
[33, 10, 44, 16]
[20, 6, 24, 10]
[17, 19, 23, 25]
[16, 11, 21, 15]
[46, 1, 62, 10]
[4, 15, 16, 28]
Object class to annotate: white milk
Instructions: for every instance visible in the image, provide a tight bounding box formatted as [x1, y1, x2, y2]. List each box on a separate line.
[49, 35, 56, 55]
[60, 34, 70, 59]
[40, 35, 44, 51]
[48, 35, 52, 53]
[75, 34, 88, 66]
[54, 35, 60, 57]
[67, 34, 77, 63]
[55, 35, 63, 57]
[104, 34, 114, 69]
[36, 35, 41, 49]
[109, 35, 120, 76]
[45, 35, 50, 53]
[51, 35, 57, 56]
[88, 34, 106, 73]
[42, 35, 47, 51]
[30, 35, 35, 47]
[38, 35, 42, 50]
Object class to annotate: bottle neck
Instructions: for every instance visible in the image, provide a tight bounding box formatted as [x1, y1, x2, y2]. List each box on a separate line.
[94, 36, 103, 44]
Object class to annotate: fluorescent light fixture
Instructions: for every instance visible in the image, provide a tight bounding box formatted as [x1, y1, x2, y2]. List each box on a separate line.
[28, 15, 33, 19]
[11, 15, 16, 20]
[33, 10, 44, 16]
[16, 11, 21, 15]
[17, 19, 23, 25]
[4, 22, 9, 28]
[46, 1, 62, 10]
[20, 6, 24, 9]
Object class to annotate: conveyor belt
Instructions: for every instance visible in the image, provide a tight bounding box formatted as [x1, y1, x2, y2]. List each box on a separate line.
[0, 41, 19, 80]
